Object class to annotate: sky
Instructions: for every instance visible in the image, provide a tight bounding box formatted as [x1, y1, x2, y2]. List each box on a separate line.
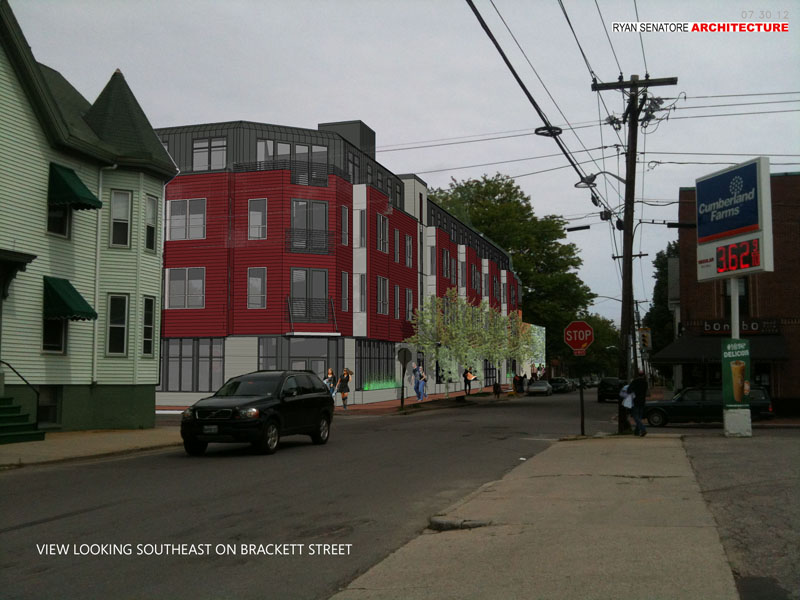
[10, 0, 800, 324]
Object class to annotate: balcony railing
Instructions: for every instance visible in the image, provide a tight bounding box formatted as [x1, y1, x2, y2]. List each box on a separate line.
[285, 228, 332, 255]
[285, 297, 329, 324]
[232, 159, 350, 186]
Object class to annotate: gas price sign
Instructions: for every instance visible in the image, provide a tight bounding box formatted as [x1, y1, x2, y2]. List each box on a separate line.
[696, 158, 773, 282]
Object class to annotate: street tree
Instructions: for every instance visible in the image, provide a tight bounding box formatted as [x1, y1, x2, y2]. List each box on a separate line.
[643, 241, 679, 377]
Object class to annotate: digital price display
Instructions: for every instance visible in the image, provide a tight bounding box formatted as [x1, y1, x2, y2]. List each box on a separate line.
[716, 238, 761, 274]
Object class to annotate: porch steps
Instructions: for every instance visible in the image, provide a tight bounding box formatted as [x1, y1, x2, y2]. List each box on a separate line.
[0, 396, 44, 445]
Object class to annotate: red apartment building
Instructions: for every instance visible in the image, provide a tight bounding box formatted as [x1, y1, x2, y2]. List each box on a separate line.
[154, 120, 521, 405]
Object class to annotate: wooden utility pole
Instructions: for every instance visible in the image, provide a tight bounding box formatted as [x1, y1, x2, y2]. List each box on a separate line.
[592, 75, 677, 432]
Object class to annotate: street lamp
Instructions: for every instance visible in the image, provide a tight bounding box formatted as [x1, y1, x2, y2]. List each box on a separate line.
[574, 171, 628, 189]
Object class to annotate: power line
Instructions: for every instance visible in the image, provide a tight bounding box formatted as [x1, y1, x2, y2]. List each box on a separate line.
[665, 99, 800, 111]
[632, 0, 649, 75]
[413, 146, 612, 175]
[662, 91, 800, 100]
[556, 0, 597, 79]
[666, 108, 800, 121]
[595, 0, 622, 76]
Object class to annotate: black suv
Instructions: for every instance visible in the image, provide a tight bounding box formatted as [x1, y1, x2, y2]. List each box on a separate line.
[181, 370, 334, 456]
[597, 377, 624, 402]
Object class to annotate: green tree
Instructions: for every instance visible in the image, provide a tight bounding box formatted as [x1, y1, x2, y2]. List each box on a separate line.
[562, 312, 620, 377]
[430, 174, 595, 365]
[643, 241, 679, 376]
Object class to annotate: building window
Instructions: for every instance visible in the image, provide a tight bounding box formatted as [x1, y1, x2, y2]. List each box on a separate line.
[460, 261, 466, 288]
[377, 276, 389, 315]
[341, 205, 349, 246]
[483, 273, 489, 296]
[451, 258, 457, 285]
[167, 267, 205, 308]
[290, 198, 328, 253]
[394, 284, 399, 319]
[406, 288, 413, 321]
[405, 235, 413, 268]
[143, 296, 155, 356]
[256, 139, 274, 162]
[355, 339, 394, 391]
[145, 195, 157, 251]
[377, 170, 384, 190]
[442, 249, 450, 279]
[377, 214, 389, 253]
[107, 294, 128, 356]
[159, 338, 224, 392]
[249, 198, 267, 239]
[42, 319, 67, 353]
[342, 272, 349, 312]
[358, 210, 366, 248]
[167, 198, 206, 240]
[110, 190, 131, 247]
[347, 152, 360, 183]
[192, 137, 226, 171]
[394, 228, 399, 262]
[258, 337, 278, 371]
[248, 267, 267, 309]
[502, 282, 507, 304]
[47, 205, 70, 237]
[430, 247, 436, 276]
[359, 274, 366, 312]
[290, 268, 328, 322]
[493, 276, 499, 301]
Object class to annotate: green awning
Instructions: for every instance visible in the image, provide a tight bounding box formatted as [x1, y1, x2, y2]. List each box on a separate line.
[43, 276, 97, 321]
[48, 163, 102, 210]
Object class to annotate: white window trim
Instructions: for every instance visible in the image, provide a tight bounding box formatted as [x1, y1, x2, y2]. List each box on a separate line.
[145, 195, 158, 252]
[342, 206, 349, 246]
[342, 271, 349, 312]
[142, 295, 156, 356]
[106, 294, 129, 356]
[109, 190, 132, 248]
[167, 198, 207, 241]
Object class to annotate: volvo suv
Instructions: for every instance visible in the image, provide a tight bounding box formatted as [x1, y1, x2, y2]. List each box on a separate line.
[180, 370, 334, 456]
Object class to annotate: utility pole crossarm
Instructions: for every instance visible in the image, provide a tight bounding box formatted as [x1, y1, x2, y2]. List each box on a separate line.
[591, 77, 678, 91]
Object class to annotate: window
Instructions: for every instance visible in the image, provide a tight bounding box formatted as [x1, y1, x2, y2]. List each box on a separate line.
[107, 294, 128, 355]
[42, 319, 66, 353]
[483, 273, 489, 296]
[142, 296, 155, 356]
[167, 267, 205, 308]
[341, 206, 349, 246]
[290, 268, 328, 322]
[359, 274, 366, 312]
[358, 210, 366, 248]
[290, 198, 328, 253]
[471, 264, 479, 292]
[493, 276, 500, 300]
[394, 228, 399, 262]
[405, 235, 413, 268]
[451, 258, 457, 284]
[394, 284, 399, 319]
[276, 142, 291, 162]
[159, 338, 224, 392]
[192, 137, 226, 171]
[355, 339, 394, 391]
[377, 276, 389, 315]
[248, 267, 266, 309]
[377, 170, 384, 190]
[347, 152, 360, 183]
[460, 261, 466, 288]
[145, 195, 157, 251]
[406, 288, 413, 321]
[502, 282, 507, 304]
[249, 198, 267, 239]
[256, 139, 274, 162]
[168, 199, 206, 240]
[47, 204, 70, 237]
[442, 249, 450, 279]
[342, 272, 349, 312]
[430, 247, 436, 276]
[377, 214, 389, 253]
[110, 190, 131, 247]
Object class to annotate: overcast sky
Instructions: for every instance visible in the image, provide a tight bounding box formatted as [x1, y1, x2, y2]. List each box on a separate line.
[11, 0, 800, 324]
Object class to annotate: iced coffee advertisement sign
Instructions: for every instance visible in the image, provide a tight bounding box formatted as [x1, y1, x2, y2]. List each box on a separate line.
[722, 339, 750, 409]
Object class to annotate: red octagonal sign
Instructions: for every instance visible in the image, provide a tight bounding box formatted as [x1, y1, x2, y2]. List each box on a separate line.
[564, 321, 594, 356]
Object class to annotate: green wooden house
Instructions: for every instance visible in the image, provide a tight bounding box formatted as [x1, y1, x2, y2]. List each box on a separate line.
[0, 0, 176, 440]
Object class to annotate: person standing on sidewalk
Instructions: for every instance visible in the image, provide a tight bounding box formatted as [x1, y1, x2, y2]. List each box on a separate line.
[629, 369, 649, 436]
[338, 368, 352, 410]
[412, 362, 421, 402]
[324, 368, 338, 401]
[418, 368, 428, 402]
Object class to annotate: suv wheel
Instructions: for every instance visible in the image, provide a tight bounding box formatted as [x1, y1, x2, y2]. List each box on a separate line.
[183, 438, 208, 456]
[254, 420, 280, 454]
[311, 414, 331, 445]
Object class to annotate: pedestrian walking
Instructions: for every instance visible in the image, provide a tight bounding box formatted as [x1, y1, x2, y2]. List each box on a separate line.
[463, 368, 472, 396]
[338, 367, 352, 410]
[411, 362, 421, 402]
[323, 367, 338, 401]
[628, 369, 649, 437]
[418, 368, 428, 401]
[492, 380, 501, 400]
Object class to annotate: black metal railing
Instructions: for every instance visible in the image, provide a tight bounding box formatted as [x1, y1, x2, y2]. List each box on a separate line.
[232, 159, 350, 186]
[285, 228, 332, 255]
[286, 298, 329, 324]
[0, 359, 40, 428]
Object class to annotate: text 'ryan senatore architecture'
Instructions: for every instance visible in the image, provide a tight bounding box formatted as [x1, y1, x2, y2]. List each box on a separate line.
[612, 22, 789, 33]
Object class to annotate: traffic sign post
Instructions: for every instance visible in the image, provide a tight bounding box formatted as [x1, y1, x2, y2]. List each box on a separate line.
[564, 321, 594, 435]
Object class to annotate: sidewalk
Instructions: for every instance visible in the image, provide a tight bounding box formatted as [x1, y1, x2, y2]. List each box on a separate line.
[330, 435, 739, 600]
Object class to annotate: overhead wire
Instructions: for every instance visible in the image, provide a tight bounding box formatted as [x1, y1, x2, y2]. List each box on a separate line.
[594, 0, 622, 76]
[632, 0, 648, 75]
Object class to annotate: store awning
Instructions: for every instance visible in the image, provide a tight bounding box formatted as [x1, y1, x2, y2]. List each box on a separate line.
[48, 163, 102, 210]
[43, 276, 97, 320]
[651, 334, 788, 364]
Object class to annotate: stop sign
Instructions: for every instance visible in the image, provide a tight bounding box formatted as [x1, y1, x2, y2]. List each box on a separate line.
[564, 321, 594, 355]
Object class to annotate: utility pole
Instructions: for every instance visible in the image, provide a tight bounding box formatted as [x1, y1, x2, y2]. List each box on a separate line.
[592, 74, 676, 432]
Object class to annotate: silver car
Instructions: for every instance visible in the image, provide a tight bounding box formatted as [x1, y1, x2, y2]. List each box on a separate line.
[527, 380, 553, 396]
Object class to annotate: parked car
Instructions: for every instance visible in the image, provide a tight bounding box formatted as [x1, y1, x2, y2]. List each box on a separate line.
[181, 370, 334, 456]
[527, 379, 553, 396]
[597, 377, 624, 402]
[549, 377, 571, 393]
[645, 386, 773, 427]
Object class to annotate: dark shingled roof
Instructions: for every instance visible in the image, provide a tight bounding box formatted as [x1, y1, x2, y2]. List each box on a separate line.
[0, 0, 176, 179]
